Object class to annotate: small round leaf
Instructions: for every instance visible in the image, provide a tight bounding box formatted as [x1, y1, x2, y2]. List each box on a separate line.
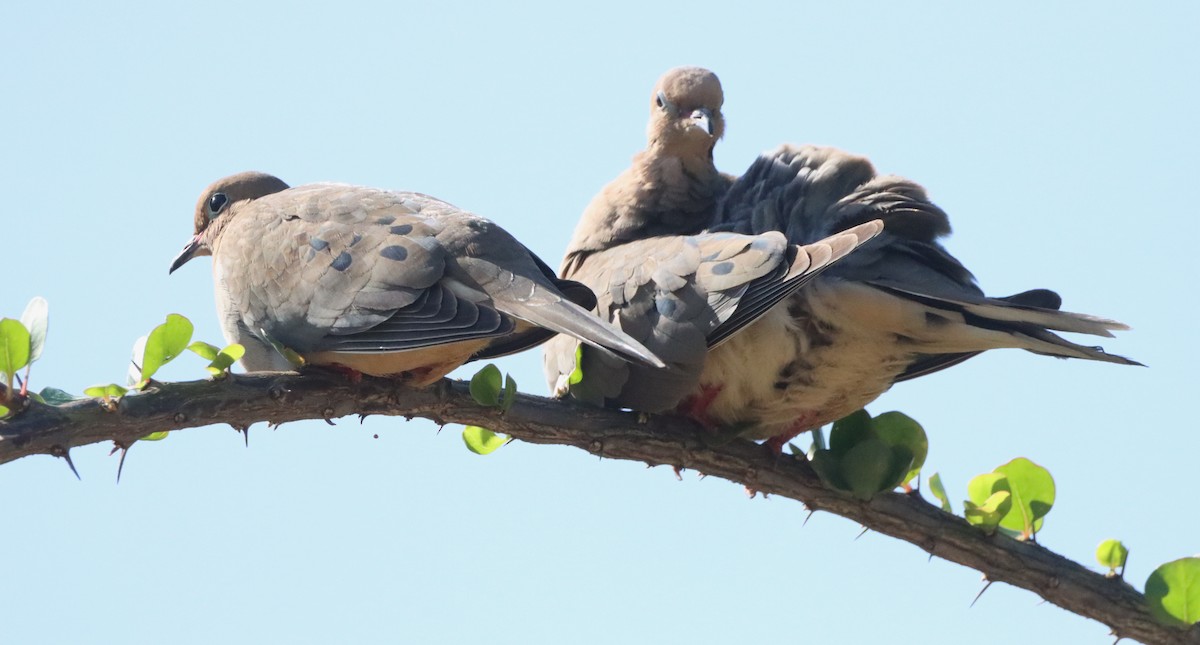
[499, 373, 518, 413]
[872, 411, 928, 486]
[1096, 539, 1129, 576]
[187, 341, 220, 361]
[462, 426, 509, 455]
[568, 344, 585, 385]
[0, 318, 32, 379]
[994, 457, 1055, 539]
[38, 387, 81, 405]
[469, 364, 503, 407]
[829, 409, 872, 457]
[840, 438, 895, 499]
[1145, 557, 1200, 627]
[140, 314, 195, 385]
[928, 472, 952, 513]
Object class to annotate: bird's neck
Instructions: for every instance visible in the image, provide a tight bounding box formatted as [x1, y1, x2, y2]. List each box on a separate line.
[645, 138, 718, 176]
[560, 147, 727, 276]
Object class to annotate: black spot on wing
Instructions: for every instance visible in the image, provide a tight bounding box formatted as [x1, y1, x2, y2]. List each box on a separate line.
[925, 312, 951, 327]
[711, 261, 734, 275]
[390, 224, 413, 235]
[380, 245, 408, 261]
[310, 238, 330, 251]
[375, 216, 396, 225]
[331, 251, 352, 272]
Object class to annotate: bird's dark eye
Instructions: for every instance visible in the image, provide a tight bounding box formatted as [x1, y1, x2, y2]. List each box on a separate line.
[655, 92, 666, 109]
[207, 193, 228, 218]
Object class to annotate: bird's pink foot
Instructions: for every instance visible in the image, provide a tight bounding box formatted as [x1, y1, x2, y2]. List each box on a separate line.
[320, 363, 364, 383]
[764, 414, 820, 455]
[676, 384, 723, 428]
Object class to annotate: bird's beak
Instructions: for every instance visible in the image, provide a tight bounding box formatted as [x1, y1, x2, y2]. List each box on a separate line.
[169, 235, 203, 274]
[690, 108, 714, 136]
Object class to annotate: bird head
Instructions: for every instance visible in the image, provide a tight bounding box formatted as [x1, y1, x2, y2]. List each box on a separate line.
[646, 66, 725, 154]
[169, 171, 290, 273]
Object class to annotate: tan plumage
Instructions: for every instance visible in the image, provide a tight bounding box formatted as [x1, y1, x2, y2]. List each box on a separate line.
[546, 67, 1138, 450]
[171, 172, 664, 385]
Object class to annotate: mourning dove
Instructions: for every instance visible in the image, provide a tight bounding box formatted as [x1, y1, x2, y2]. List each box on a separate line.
[547, 66, 1138, 451]
[170, 172, 664, 386]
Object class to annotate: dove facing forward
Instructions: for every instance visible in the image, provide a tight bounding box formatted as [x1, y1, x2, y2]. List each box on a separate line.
[170, 172, 664, 385]
[548, 66, 1138, 452]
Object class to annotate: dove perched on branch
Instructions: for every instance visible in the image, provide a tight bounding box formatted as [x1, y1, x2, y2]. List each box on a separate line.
[171, 172, 664, 385]
[546, 66, 1137, 452]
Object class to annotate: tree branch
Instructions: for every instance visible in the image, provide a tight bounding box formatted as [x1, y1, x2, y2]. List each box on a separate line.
[1, 372, 1194, 644]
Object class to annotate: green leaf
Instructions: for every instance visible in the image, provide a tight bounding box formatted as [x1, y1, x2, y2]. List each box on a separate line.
[965, 472, 1014, 534]
[38, 387, 81, 405]
[994, 457, 1055, 539]
[187, 341, 220, 361]
[469, 364, 503, 407]
[1096, 539, 1129, 577]
[809, 449, 848, 491]
[928, 472, 952, 513]
[0, 404, 9, 417]
[139, 314, 194, 386]
[20, 296, 48, 363]
[872, 411, 928, 486]
[499, 373, 518, 413]
[967, 472, 1009, 506]
[0, 318, 32, 380]
[141, 431, 169, 441]
[258, 328, 305, 368]
[1145, 557, 1200, 627]
[568, 343, 585, 385]
[462, 426, 509, 455]
[840, 439, 899, 499]
[205, 343, 245, 376]
[84, 383, 129, 399]
[881, 444, 915, 493]
[964, 490, 1011, 534]
[829, 409, 872, 457]
[810, 427, 828, 452]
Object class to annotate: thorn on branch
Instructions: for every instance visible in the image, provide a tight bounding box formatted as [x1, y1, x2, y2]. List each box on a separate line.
[116, 445, 130, 483]
[50, 445, 81, 480]
[856, 526, 870, 541]
[971, 580, 994, 608]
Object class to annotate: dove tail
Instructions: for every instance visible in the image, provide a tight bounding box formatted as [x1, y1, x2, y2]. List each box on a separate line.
[510, 294, 666, 368]
[872, 284, 1142, 367]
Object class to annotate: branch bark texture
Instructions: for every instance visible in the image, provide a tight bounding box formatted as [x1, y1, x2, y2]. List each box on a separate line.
[1, 372, 1194, 645]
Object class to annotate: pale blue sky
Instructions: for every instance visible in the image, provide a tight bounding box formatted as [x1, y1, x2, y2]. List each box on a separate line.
[3, 2, 1196, 643]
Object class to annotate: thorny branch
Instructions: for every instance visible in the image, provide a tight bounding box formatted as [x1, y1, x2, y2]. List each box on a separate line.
[0, 372, 1195, 645]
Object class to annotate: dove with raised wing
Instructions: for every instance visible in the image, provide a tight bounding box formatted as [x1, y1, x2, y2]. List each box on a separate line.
[547, 66, 1137, 452]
